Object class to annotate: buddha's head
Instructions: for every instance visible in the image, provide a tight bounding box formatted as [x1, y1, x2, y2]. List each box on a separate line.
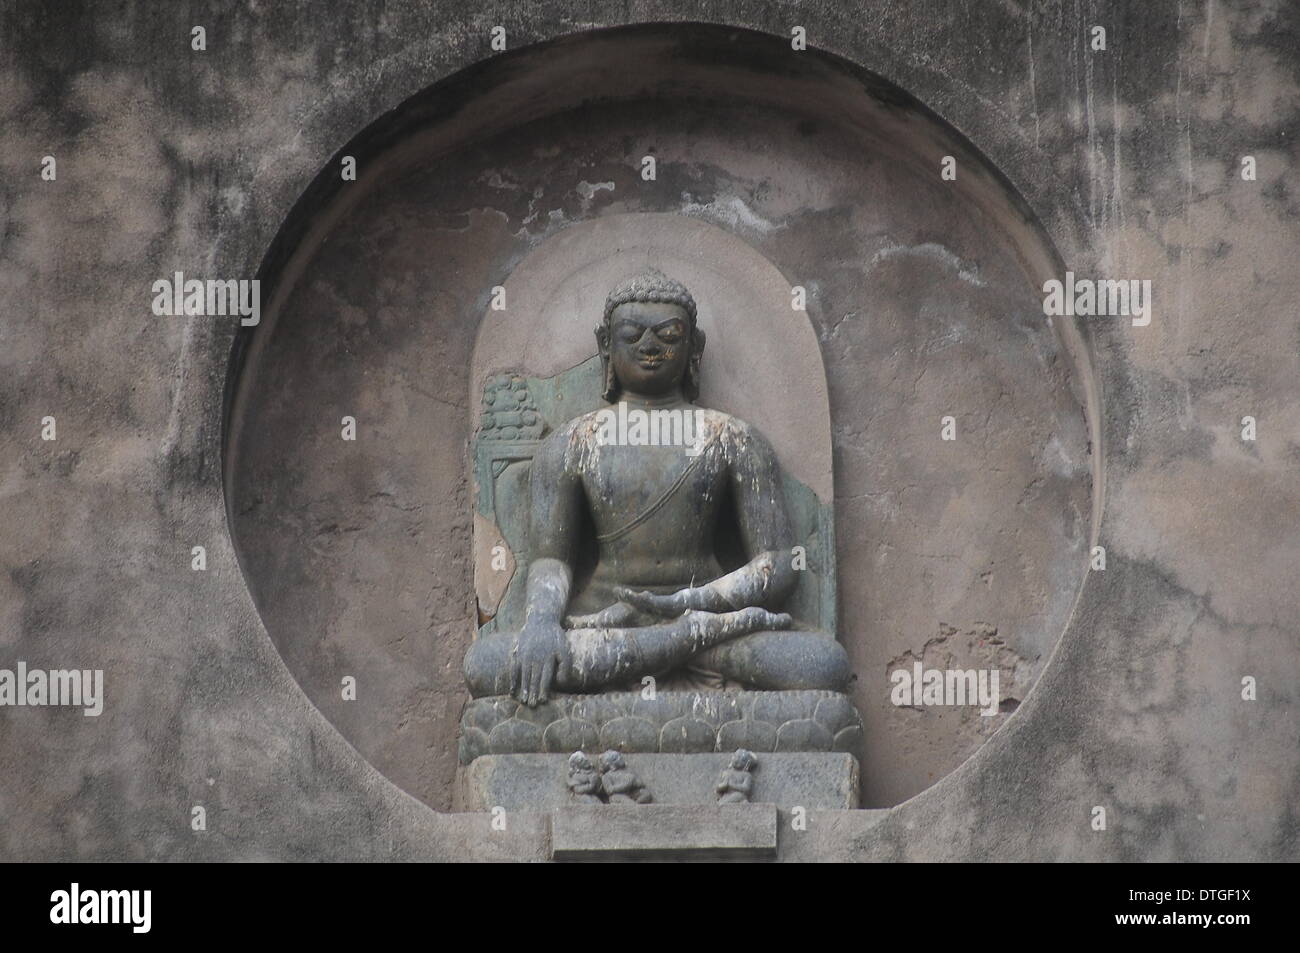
[596, 269, 706, 402]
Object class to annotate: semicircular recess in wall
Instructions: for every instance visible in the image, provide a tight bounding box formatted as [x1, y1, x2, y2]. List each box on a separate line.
[222, 23, 1098, 812]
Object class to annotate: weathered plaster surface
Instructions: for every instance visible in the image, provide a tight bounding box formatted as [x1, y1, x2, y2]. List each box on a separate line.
[1, 1, 1295, 860]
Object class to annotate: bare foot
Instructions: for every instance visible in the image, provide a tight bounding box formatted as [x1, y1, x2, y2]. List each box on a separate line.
[735, 607, 792, 631]
[683, 606, 792, 635]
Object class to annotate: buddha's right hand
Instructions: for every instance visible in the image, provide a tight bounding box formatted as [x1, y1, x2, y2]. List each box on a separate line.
[511, 620, 568, 707]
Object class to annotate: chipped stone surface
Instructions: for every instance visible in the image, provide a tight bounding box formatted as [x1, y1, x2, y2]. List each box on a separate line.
[1, 1, 1295, 861]
[884, 623, 1032, 791]
[472, 512, 514, 620]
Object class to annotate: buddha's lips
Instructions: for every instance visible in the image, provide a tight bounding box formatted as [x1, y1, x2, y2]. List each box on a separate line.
[638, 359, 664, 369]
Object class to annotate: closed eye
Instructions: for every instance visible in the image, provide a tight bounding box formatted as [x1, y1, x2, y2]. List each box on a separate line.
[652, 319, 685, 341]
[615, 321, 648, 343]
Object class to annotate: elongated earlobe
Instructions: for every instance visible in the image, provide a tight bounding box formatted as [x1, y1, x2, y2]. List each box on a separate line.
[595, 325, 619, 402]
[685, 326, 706, 401]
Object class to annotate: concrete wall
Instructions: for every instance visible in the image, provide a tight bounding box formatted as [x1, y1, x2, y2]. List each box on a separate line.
[1, 0, 1295, 861]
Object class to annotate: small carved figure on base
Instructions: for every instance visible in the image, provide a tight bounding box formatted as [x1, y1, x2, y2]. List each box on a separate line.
[716, 749, 758, 803]
[566, 750, 603, 804]
[599, 750, 653, 804]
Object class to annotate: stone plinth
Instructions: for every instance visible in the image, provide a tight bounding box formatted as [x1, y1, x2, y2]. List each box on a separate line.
[551, 804, 778, 861]
[456, 751, 859, 811]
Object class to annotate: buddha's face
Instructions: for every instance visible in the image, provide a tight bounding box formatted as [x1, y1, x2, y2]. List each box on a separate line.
[607, 301, 692, 398]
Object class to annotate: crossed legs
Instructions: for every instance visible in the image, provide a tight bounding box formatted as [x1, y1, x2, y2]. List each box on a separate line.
[464, 607, 849, 700]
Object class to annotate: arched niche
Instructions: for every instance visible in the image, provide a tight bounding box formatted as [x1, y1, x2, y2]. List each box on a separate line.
[468, 212, 836, 643]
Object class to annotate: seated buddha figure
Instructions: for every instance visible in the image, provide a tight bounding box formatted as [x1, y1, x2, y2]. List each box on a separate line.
[463, 270, 850, 707]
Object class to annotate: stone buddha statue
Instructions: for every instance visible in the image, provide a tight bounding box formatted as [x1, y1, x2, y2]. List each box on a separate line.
[463, 270, 850, 707]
